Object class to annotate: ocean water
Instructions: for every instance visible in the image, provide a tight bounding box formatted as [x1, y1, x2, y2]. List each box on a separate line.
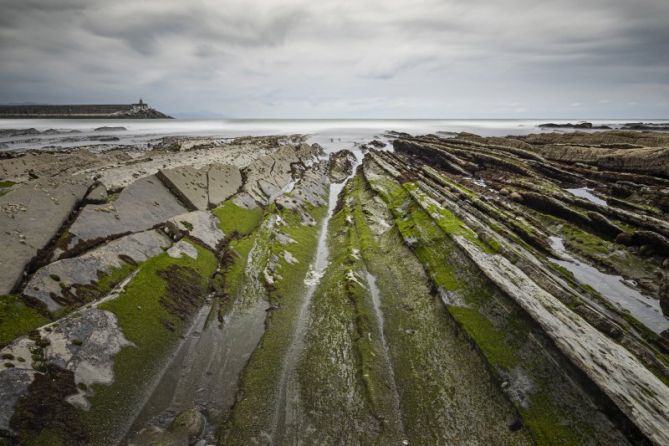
[1, 118, 668, 153]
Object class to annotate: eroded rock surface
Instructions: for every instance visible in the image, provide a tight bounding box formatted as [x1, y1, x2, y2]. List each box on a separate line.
[276, 161, 329, 225]
[166, 211, 225, 251]
[67, 175, 187, 252]
[42, 308, 133, 410]
[0, 307, 131, 427]
[24, 230, 170, 311]
[207, 163, 242, 207]
[328, 149, 356, 182]
[242, 144, 320, 204]
[0, 177, 91, 294]
[157, 163, 242, 211]
[0, 130, 668, 446]
[158, 166, 209, 211]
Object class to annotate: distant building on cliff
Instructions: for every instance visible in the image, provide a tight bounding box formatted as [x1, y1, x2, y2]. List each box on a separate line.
[0, 99, 171, 119]
[135, 99, 149, 111]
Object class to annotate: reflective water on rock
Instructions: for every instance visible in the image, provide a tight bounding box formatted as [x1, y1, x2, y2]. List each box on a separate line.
[364, 270, 405, 437]
[125, 292, 268, 444]
[549, 236, 668, 333]
[566, 187, 607, 206]
[271, 150, 363, 442]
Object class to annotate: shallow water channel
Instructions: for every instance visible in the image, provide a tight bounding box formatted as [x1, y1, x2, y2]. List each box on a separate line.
[124, 145, 371, 444]
[549, 236, 668, 333]
[125, 292, 268, 443]
[271, 150, 364, 442]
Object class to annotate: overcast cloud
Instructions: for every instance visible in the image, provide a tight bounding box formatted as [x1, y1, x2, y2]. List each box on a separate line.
[0, 0, 667, 118]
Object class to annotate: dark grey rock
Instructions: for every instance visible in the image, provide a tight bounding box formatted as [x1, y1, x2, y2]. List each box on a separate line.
[94, 126, 127, 132]
[0, 367, 34, 432]
[169, 408, 205, 444]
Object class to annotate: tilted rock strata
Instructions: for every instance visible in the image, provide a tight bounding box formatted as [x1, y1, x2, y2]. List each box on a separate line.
[157, 163, 243, 211]
[376, 132, 669, 444]
[166, 210, 226, 251]
[157, 166, 210, 210]
[207, 163, 243, 207]
[0, 131, 667, 444]
[23, 230, 170, 311]
[66, 175, 188, 253]
[0, 177, 91, 295]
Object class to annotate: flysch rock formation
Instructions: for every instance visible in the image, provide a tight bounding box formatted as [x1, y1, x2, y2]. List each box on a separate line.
[157, 166, 210, 210]
[207, 163, 243, 208]
[242, 143, 320, 205]
[363, 131, 669, 445]
[275, 160, 329, 226]
[0, 130, 668, 446]
[0, 177, 91, 295]
[166, 210, 225, 251]
[65, 175, 188, 253]
[89, 137, 292, 190]
[328, 149, 357, 183]
[157, 163, 242, 210]
[23, 230, 171, 311]
[458, 236, 669, 445]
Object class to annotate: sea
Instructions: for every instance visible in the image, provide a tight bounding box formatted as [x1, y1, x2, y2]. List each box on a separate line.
[1, 118, 668, 153]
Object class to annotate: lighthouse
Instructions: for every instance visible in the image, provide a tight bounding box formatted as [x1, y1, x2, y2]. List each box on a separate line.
[135, 98, 149, 110]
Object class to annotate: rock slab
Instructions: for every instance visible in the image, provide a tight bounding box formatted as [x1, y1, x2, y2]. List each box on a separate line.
[166, 211, 225, 251]
[67, 175, 188, 251]
[157, 166, 209, 211]
[24, 230, 170, 311]
[0, 178, 91, 295]
[207, 163, 242, 207]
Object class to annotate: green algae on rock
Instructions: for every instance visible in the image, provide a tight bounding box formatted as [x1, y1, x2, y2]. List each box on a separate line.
[0, 130, 668, 446]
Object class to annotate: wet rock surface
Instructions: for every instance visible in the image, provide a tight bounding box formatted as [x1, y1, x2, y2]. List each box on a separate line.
[158, 166, 210, 211]
[166, 211, 225, 251]
[24, 230, 170, 311]
[0, 177, 91, 294]
[0, 130, 667, 445]
[157, 163, 243, 211]
[328, 148, 356, 182]
[206, 164, 242, 207]
[67, 175, 188, 251]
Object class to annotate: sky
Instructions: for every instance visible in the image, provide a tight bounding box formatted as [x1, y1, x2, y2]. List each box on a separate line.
[0, 0, 668, 118]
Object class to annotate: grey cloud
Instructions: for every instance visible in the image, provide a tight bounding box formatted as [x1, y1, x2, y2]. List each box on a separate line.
[81, 2, 306, 55]
[0, 0, 667, 118]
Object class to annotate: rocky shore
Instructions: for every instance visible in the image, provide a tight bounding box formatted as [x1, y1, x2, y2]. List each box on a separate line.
[0, 129, 667, 445]
[539, 121, 669, 131]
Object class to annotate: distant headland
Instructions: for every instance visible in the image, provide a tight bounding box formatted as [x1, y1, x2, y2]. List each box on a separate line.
[0, 99, 172, 119]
